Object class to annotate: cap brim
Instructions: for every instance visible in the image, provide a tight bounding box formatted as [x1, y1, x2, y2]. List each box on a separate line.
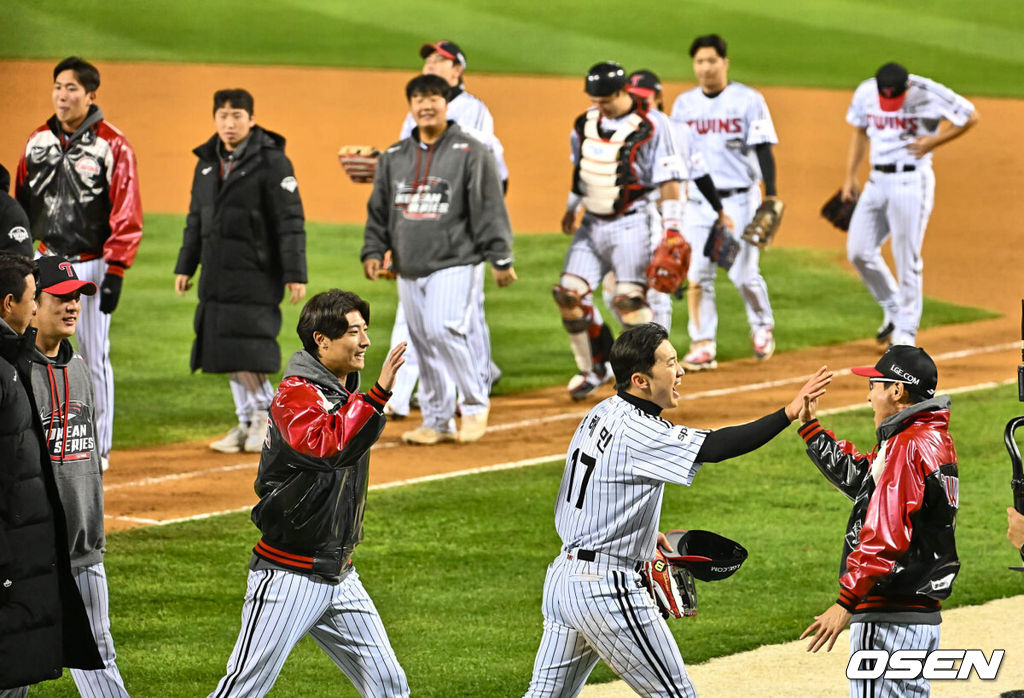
[43, 279, 97, 296]
[851, 365, 884, 377]
[420, 42, 457, 62]
[878, 93, 907, 112]
[628, 86, 656, 99]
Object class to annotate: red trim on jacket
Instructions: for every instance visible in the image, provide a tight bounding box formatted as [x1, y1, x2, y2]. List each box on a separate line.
[94, 121, 143, 269]
[254, 539, 314, 570]
[270, 376, 381, 458]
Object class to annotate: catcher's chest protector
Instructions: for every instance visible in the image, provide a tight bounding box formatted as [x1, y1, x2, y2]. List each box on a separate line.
[575, 110, 652, 215]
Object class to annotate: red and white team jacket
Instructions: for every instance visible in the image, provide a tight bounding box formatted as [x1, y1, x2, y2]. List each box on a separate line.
[799, 396, 959, 619]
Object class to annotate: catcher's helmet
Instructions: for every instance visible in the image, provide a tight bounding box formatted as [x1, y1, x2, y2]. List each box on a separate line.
[662, 529, 748, 582]
[585, 61, 627, 97]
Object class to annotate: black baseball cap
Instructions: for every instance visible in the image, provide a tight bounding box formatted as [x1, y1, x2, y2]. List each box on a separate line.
[37, 255, 97, 296]
[851, 345, 937, 399]
[419, 40, 466, 69]
[627, 70, 662, 99]
[876, 62, 909, 112]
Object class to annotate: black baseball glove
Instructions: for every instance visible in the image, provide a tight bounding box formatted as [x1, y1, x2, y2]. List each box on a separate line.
[821, 190, 856, 232]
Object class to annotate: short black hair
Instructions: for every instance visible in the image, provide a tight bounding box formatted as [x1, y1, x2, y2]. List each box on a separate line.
[406, 74, 450, 102]
[213, 89, 255, 116]
[0, 252, 38, 308]
[689, 34, 727, 58]
[297, 289, 370, 357]
[53, 56, 100, 92]
[610, 323, 669, 391]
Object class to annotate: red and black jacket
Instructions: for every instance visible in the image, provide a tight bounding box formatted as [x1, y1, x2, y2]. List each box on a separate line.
[799, 396, 959, 618]
[250, 350, 390, 582]
[16, 105, 143, 267]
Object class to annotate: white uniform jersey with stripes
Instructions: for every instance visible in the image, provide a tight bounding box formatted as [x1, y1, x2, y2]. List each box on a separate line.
[845, 74, 974, 344]
[846, 74, 974, 168]
[670, 83, 777, 190]
[554, 394, 707, 560]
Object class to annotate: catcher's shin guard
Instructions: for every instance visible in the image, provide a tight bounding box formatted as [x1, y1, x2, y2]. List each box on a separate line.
[611, 283, 653, 328]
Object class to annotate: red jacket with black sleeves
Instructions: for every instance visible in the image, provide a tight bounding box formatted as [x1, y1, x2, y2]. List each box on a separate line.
[16, 105, 143, 268]
[798, 396, 959, 620]
[250, 349, 391, 582]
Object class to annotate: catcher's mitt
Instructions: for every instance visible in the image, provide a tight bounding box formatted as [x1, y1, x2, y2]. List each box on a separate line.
[742, 199, 784, 249]
[640, 550, 698, 619]
[338, 145, 380, 184]
[646, 230, 691, 295]
[703, 219, 740, 271]
[820, 189, 857, 232]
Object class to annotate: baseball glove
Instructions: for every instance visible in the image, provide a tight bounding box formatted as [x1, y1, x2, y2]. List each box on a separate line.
[820, 189, 857, 232]
[646, 230, 691, 295]
[703, 219, 740, 271]
[338, 145, 380, 184]
[639, 550, 698, 619]
[741, 199, 785, 249]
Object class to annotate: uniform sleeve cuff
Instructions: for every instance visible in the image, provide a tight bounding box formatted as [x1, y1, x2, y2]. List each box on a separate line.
[106, 262, 127, 277]
[836, 587, 858, 611]
[798, 419, 823, 443]
[364, 382, 392, 411]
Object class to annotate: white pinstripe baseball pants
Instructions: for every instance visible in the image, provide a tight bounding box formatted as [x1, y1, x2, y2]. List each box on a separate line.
[847, 168, 935, 342]
[524, 555, 697, 698]
[209, 568, 408, 698]
[398, 264, 488, 432]
[683, 189, 774, 343]
[848, 620, 939, 698]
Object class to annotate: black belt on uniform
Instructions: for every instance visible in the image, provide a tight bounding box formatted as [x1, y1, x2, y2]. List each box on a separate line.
[873, 164, 916, 173]
[716, 187, 750, 198]
[578, 549, 597, 561]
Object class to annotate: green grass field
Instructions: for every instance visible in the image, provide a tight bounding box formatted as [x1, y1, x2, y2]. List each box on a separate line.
[32, 384, 1024, 697]
[108, 213, 993, 448]
[5, 0, 1024, 96]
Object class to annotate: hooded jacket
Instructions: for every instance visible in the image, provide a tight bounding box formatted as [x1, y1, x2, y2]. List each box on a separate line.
[361, 121, 513, 279]
[16, 105, 143, 267]
[28, 338, 105, 569]
[174, 126, 307, 374]
[249, 350, 390, 582]
[0, 321, 101, 688]
[0, 163, 32, 257]
[799, 396, 959, 623]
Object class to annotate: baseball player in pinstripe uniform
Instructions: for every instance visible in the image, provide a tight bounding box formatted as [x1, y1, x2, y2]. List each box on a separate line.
[670, 35, 778, 371]
[556, 62, 687, 402]
[798, 346, 959, 698]
[384, 40, 508, 420]
[16, 57, 143, 468]
[523, 323, 831, 696]
[209, 290, 409, 697]
[842, 62, 977, 348]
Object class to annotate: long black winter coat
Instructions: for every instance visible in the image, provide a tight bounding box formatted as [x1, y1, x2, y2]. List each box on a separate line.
[0, 323, 101, 689]
[174, 126, 307, 374]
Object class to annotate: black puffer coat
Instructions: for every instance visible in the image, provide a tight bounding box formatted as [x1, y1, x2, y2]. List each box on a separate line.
[174, 126, 307, 374]
[0, 323, 101, 689]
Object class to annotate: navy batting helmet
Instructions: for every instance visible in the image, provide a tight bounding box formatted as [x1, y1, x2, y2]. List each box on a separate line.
[585, 61, 627, 97]
[662, 529, 748, 582]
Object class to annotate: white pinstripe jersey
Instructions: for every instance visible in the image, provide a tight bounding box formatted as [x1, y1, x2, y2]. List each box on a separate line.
[554, 394, 708, 561]
[400, 89, 509, 180]
[846, 74, 975, 168]
[670, 82, 777, 190]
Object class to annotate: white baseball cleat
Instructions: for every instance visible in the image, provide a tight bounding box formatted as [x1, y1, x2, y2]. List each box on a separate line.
[752, 328, 775, 361]
[458, 410, 489, 443]
[681, 342, 717, 371]
[211, 424, 247, 454]
[567, 362, 613, 401]
[244, 410, 269, 453]
[383, 403, 407, 420]
[889, 333, 916, 347]
[401, 426, 457, 446]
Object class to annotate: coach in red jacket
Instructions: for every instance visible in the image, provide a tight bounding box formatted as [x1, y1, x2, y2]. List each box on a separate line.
[16, 56, 143, 466]
[797, 345, 959, 696]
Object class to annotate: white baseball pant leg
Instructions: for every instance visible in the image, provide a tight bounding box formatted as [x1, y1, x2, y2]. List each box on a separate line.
[229, 372, 274, 423]
[727, 189, 774, 333]
[562, 219, 611, 373]
[525, 556, 697, 698]
[399, 265, 488, 431]
[209, 568, 409, 698]
[69, 562, 129, 698]
[848, 621, 939, 698]
[72, 258, 114, 459]
[645, 202, 673, 332]
[386, 297, 419, 417]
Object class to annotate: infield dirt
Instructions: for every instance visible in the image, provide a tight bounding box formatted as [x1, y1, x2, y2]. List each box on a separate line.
[3, 60, 1023, 696]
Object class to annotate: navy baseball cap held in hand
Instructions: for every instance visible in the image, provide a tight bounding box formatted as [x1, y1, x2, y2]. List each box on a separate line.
[419, 40, 466, 69]
[851, 345, 937, 399]
[876, 62, 909, 112]
[37, 255, 98, 296]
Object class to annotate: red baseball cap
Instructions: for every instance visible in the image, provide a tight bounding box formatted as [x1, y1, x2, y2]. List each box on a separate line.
[419, 40, 466, 69]
[875, 62, 909, 112]
[37, 255, 97, 296]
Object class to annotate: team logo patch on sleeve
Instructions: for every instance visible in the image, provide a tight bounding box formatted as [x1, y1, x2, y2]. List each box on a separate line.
[7, 226, 29, 243]
[280, 176, 298, 193]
